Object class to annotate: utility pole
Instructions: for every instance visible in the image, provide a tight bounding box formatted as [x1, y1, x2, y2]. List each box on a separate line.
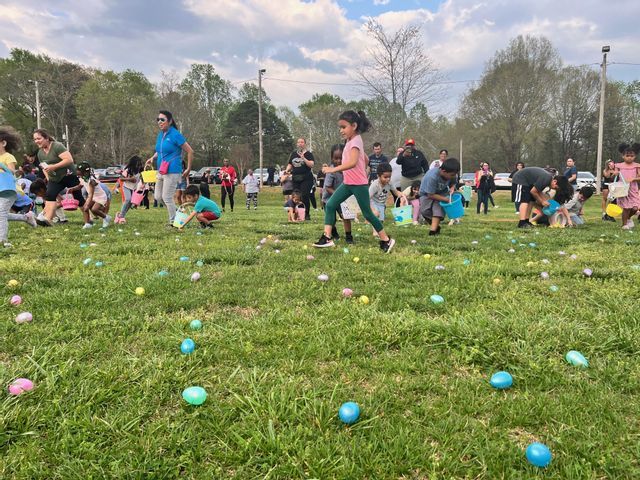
[596, 45, 610, 194]
[258, 68, 266, 187]
[32, 80, 42, 129]
[64, 124, 70, 149]
[459, 138, 463, 173]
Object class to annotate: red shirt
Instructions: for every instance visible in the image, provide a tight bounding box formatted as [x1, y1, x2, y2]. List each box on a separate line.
[219, 166, 237, 187]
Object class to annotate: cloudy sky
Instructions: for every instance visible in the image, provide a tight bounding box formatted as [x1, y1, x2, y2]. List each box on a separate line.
[1, 0, 638, 115]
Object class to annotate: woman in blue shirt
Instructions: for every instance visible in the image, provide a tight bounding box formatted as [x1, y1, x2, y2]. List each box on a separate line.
[145, 110, 193, 224]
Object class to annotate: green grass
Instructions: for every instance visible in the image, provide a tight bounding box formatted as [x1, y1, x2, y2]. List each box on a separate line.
[1, 188, 640, 479]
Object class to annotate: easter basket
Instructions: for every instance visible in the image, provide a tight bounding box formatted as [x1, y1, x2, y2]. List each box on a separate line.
[608, 175, 629, 199]
[61, 194, 80, 211]
[340, 195, 360, 220]
[391, 205, 413, 225]
[141, 166, 157, 184]
[173, 203, 194, 229]
[130, 187, 146, 206]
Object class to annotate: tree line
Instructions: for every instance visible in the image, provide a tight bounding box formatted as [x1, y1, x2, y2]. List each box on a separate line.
[1, 32, 638, 175]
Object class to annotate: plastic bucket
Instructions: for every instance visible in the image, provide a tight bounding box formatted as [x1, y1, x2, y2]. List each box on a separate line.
[439, 193, 465, 219]
[296, 207, 306, 221]
[61, 194, 79, 211]
[542, 199, 560, 216]
[173, 210, 190, 228]
[392, 205, 413, 225]
[131, 189, 145, 206]
[141, 169, 157, 183]
[606, 203, 623, 218]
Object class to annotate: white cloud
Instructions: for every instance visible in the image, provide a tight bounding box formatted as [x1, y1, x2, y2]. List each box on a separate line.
[373, 0, 391, 5]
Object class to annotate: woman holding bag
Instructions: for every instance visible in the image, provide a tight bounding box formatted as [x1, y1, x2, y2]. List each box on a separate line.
[145, 110, 193, 225]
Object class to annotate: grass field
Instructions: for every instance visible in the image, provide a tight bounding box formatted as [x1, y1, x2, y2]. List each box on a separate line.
[1, 188, 639, 479]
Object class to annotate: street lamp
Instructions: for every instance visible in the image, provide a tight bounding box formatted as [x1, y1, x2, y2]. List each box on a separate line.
[258, 68, 266, 187]
[595, 45, 610, 193]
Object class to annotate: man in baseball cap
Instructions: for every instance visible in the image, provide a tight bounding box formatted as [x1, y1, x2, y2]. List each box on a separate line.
[397, 139, 428, 190]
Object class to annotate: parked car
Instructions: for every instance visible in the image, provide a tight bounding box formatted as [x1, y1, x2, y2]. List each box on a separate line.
[189, 167, 222, 184]
[253, 168, 280, 185]
[577, 171, 596, 189]
[93, 168, 106, 180]
[458, 172, 476, 190]
[99, 165, 123, 183]
[494, 173, 512, 190]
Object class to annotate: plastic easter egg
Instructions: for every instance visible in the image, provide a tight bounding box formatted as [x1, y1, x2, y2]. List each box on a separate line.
[135, 287, 145, 296]
[540, 272, 549, 280]
[196, 260, 205, 267]
[256, 245, 262, 250]
[353, 257, 360, 263]
[189, 319, 202, 330]
[526, 261, 535, 267]
[490, 371, 513, 389]
[359, 295, 370, 305]
[485, 235, 492, 240]
[338, 401, 360, 424]
[435, 265, 445, 271]
[508, 248, 516, 253]
[8, 378, 34, 396]
[570, 254, 577, 260]
[7, 279, 19, 288]
[10, 295, 22, 306]
[463, 259, 471, 266]
[94, 261, 104, 267]
[191, 272, 201, 282]
[259, 238, 267, 245]
[493, 278, 502, 285]
[342, 288, 353, 298]
[343, 247, 350, 254]
[511, 239, 517, 244]
[525, 442, 552, 468]
[182, 386, 207, 405]
[550, 285, 559, 292]
[83, 258, 93, 266]
[196, 231, 203, 236]
[423, 254, 431, 259]
[583, 268, 593, 278]
[274, 249, 281, 254]
[471, 240, 479, 245]
[80, 243, 88, 249]
[541, 258, 550, 264]
[558, 251, 566, 256]
[306, 255, 315, 261]
[180, 338, 195, 354]
[430, 294, 444, 304]
[15, 312, 33, 324]
[528, 242, 537, 248]
[411, 239, 417, 244]
[158, 270, 169, 277]
[303, 245, 308, 250]
[565, 350, 589, 368]
[317, 274, 329, 282]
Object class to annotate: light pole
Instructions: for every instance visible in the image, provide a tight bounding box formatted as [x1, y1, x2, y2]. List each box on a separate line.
[595, 45, 610, 194]
[258, 68, 266, 187]
[28, 80, 42, 129]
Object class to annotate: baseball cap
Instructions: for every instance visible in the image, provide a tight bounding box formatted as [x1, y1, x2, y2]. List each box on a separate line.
[404, 139, 415, 147]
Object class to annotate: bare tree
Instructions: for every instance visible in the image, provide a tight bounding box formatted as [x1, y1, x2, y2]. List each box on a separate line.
[229, 143, 253, 180]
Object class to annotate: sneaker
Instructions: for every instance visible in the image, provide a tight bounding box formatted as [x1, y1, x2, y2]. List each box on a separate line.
[627, 219, 635, 229]
[622, 224, 631, 230]
[102, 215, 112, 228]
[36, 213, 52, 227]
[313, 234, 335, 248]
[82, 223, 94, 229]
[3, 242, 13, 248]
[380, 237, 395, 253]
[428, 229, 440, 236]
[493, 205, 499, 209]
[345, 233, 354, 245]
[25, 211, 37, 228]
[518, 220, 533, 229]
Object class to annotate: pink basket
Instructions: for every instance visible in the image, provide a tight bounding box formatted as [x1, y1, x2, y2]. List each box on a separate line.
[61, 194, 79, 211]
[296, 206, 306, 222]
[131, 189, 145, 206]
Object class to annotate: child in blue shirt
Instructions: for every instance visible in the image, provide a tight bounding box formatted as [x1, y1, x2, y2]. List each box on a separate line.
[182, 185, 221, 229]
[418, 158, 460, 235]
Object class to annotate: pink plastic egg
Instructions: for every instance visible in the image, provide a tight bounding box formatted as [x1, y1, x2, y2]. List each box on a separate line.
[8, 378, 34, 396]
[342, 288, 353, 297]
[10, 295, 22, 306]
[15, 312, 33, 324]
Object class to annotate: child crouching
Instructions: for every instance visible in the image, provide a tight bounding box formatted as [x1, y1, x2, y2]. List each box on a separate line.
[181, 184, 221, 229]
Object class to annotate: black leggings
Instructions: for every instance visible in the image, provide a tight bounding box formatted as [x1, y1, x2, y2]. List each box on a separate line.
[477, 189, 490, 214]
[221, 184, 235, 210]
[45, 174, 85, 206]
[293, 176, 314, 219]
[309, 186, 317, 209]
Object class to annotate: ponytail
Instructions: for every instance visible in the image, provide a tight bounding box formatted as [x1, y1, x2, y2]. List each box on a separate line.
[339, 110, 372, 134]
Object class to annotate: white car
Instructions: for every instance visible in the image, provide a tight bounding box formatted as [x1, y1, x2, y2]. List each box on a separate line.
[577, 171, 596, 189]
[253, 168, 280, 185]
[494, 173, 512, 190]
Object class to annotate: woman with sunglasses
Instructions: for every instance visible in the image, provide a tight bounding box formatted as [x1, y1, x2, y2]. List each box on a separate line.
[145, 110, 193, 225]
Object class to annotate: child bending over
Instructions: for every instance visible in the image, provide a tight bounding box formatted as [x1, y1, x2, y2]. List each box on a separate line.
[181, 185, 221, 229]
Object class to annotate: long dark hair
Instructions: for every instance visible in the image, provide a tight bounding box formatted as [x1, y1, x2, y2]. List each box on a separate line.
[0, 126, 22, 153]
[33, 128, 55, 142]
[338, 110, 371, 134]
[159, 110, 179, 131]
[125, 155, 143, 175]
[552, 175, 574, 204]
[329, 144, 344, 161]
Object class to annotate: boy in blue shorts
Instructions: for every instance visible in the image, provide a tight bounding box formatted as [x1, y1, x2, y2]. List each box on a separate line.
[182, 184, 222, 229]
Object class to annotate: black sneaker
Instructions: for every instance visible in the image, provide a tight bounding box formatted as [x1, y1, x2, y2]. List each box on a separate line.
[380, 237, 396, 253]
[331, 226, 340, 241]
[345, 233, 354, 244]
[428, 229, 440, 236]
[518, 220, 533, 228]
[313, 234, 335, 248]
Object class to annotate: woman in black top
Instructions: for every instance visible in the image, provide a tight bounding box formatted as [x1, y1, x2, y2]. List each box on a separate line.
[286, 138, 315, 220]
[476, 162, 495, 214]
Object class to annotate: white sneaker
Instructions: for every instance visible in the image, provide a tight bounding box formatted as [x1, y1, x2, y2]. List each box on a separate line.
[25, 211, 37, 227]
[35, 213, 52, 227]
[627, 219, 635, 229]
[3, 242, 13, 248]
[493, 205, 499, 209]
[55, 208, 67, 222]
[102, 215, 112, 228]
[82, 223, 94, 230]
[622, 224, 631, 230]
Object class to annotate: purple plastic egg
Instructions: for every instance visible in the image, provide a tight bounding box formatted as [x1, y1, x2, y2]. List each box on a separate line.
[583, 268, 593, 278]
[10, 295, 22, 306]
[15, 312, 33, 324]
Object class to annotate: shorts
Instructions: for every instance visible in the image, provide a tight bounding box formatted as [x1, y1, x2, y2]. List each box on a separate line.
[176, 179, 187, 191]
[513, 184, 534, 204]
[200, 211, 219, 221]
[282, 190, 293, 196]
[419, 196, 445, 220]
[372, 201, 386, 221]
[46, 174, 85, 206]
[91, 197, 107, 207]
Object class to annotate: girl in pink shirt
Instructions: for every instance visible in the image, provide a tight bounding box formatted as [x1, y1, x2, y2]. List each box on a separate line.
[313, 110, 395, 253]
[614, 143, 640, 229]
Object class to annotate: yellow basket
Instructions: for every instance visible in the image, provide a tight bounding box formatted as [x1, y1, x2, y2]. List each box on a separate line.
[606, 203, 623, 218]
[141, 169, 157, 183]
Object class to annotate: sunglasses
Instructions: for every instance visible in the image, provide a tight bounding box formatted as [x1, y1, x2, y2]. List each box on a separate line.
[157, 118, 168, 123]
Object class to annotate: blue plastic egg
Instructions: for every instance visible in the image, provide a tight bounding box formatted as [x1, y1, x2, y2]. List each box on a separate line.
[463, 259, 471, 266]
[526, 442, 552, 468]
[511, 239, 517, 244]
[190, 319, 202, 330]
[80, 243, 88, 248]
[94, 261, 104, 267]
[343, 248, 350, 254]
[83, 258, 92, 265]
[565, 350, 588, 368]
[490, 371, 513, 389]
[158, 270, 169, 277]
[549, 285, 559, 292]
[338, 401, 360, 424]
[196, 260, 205, 267]
[180, 338, 195, 354]
[529, 242, 537, 248]
[430, 294, 444, 304]
[180, 256, 190, 262]
[182, 386, 207, 405]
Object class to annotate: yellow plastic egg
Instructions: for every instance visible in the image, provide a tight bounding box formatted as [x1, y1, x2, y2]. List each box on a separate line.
[135, 287, 145, 296]
[359, 295, 370, 305]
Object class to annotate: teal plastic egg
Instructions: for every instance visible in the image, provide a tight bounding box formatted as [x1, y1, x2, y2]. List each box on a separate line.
[180, 338, 195, 354]
[190, 319, 202, 330]
[565, 350, 588, 368]
[182, 386, 207, 405]
[490, 371, 513, 389]
[430, 294, 444, 304]
[338, 401, 360, 424]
